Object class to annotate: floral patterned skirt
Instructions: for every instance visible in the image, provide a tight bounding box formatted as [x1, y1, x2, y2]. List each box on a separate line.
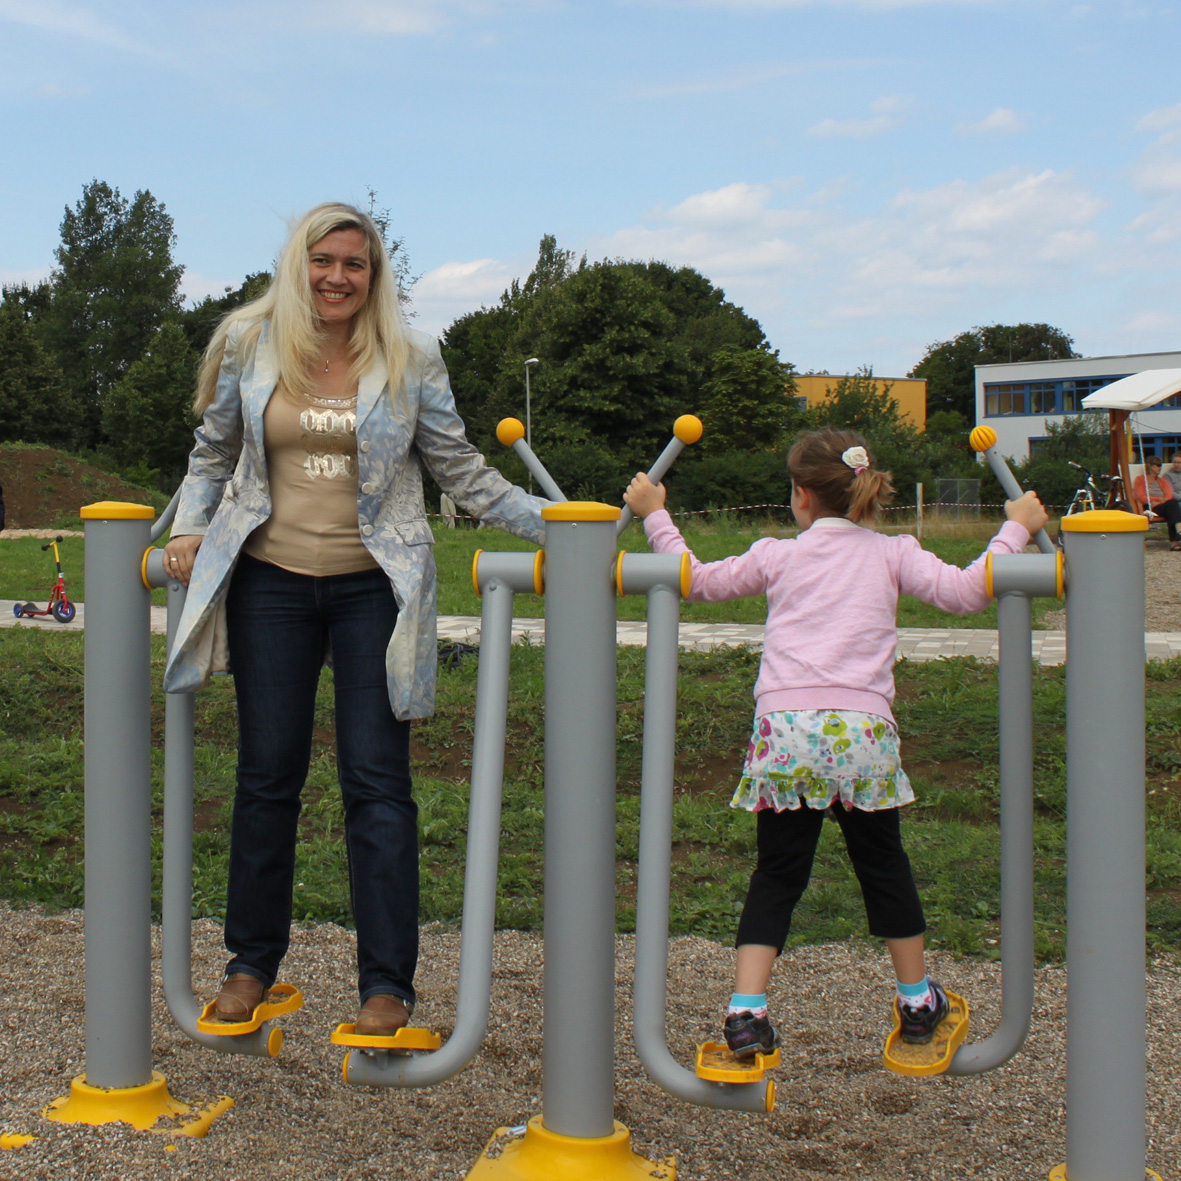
[731, 708, 914, 813]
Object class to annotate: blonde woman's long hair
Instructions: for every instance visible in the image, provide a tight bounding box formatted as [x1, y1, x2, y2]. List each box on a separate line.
[193, 202, 411, 413]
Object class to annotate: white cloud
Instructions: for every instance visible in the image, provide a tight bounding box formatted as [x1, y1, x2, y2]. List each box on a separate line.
[808, 95, 908, 138]
[664, 0, 997, 9]
[956, 107, 1025, 135]
[0, 267, 51, 289]
[0, 0, 153, 54]
[180, 272, 241, 305]
[409, 257, 522, 335]
[1135, 103, 1181, 134]
[245, 0, 548, 37]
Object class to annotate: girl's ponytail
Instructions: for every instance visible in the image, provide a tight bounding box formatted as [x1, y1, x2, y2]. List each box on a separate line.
[788, 429, 895, 523]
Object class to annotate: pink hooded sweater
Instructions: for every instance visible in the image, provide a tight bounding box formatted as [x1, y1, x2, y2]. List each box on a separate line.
[643, 511, 1032, 724]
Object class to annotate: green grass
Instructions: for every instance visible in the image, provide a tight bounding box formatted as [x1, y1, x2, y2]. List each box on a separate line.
[434, 515, 1060, 629]
[2, 516, 1055, 625]
[1, 627, 1178, 962]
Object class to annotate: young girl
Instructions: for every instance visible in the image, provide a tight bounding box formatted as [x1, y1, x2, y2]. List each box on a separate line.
[624, 428, 1048, 1055]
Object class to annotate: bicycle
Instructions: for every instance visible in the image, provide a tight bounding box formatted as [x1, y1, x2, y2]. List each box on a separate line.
[12, 535, 77, 623]
[1055, 461, 1129, 547]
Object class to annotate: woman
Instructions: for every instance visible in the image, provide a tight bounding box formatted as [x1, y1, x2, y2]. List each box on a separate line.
[163, 203, 546, 1035]
[1134, 456, 1181, 552]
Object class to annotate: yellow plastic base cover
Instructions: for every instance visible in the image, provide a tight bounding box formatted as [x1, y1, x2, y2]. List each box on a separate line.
[883, 988, 970, 1077]
[330, 1023, 442, 1053]
[694, 1040, 781, 1083]
[45, 1072, 233, 1137]
[0, 1133, 35, 1149]
[467, 1117, 675, 1180]
[196, 983, 303, 1035]
[1049, 1169, 1162, 1181]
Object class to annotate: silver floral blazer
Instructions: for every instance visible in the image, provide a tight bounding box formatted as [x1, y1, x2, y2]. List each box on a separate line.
[162, 321, 546, 720]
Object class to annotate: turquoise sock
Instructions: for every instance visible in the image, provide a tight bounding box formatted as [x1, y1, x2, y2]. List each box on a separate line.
[896, 976, 933, 1008]
[728, 992, 767, 1015]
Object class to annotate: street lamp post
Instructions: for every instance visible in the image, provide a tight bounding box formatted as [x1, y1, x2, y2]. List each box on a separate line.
[524, 358, 539, 494]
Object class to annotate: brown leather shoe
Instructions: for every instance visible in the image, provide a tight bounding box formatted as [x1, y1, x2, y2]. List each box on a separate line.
[213, 973, 266, 1023]
[355, 994, 410, 1037]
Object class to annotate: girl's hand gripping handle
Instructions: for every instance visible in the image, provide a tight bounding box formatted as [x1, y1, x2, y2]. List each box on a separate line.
[617, 415, 703, 535]
[969, 426, 1055, 554]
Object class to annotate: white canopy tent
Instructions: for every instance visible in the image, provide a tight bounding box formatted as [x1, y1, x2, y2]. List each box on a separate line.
[1082, 368, 1181, 412]
[1081, 369, 1181, 512]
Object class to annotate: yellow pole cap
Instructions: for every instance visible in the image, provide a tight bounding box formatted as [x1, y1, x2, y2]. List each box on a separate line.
[1060, 509, 1148, 533]
[674, 414, 704, 445]
[496, 418, 526, 447]
[968, 426, 998, 453]
[542, 502, 621, 522]
[80, 501, 155, 520]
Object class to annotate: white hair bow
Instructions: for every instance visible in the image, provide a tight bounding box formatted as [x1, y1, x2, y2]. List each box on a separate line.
[841, 446, 869, 473]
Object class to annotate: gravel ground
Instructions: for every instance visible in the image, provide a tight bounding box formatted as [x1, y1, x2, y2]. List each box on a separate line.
[0, 905, 1177, 1181]
[2, 538, 1179, 1180]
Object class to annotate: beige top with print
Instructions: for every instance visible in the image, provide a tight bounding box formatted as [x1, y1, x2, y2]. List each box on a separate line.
[244, 382, 380, 576]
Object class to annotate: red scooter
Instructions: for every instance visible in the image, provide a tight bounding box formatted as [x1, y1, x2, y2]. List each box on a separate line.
[13, 536, 77, 623]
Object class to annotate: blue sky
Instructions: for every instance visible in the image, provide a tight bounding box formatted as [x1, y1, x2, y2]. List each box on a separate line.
[1, 0, 1179, 378]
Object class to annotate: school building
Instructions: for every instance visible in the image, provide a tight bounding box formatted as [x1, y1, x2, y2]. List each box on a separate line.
[974, 350, 1181, 461]
[794, 374, 928, 430]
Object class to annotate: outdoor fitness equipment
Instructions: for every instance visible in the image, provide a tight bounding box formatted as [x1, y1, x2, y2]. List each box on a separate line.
[12, 534, 77, 623]
[37, 419, 1162, 1181]
[339, 416, 774, 1181]
[955, 426, 1160, 1181]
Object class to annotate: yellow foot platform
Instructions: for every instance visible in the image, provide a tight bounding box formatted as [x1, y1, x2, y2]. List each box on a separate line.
[1049, 1169, 1162, 1180]
[467, 1117, 674, 1180]
[694, 1040, 781, 1083]
[45, 1072, 233, 1136]
[197, 983, 303, 1036]
[330, 1024, 442, 1053]
[883, 989, 969, 1077]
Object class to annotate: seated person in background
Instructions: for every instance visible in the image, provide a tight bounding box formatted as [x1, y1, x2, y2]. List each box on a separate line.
[1134, 456, 1181, 551]
[1164, 453, 1181, 500]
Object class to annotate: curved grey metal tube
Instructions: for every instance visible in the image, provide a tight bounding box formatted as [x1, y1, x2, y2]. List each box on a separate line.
[617, 435, 687, 536]
[979, 444, 1055, 554]
[346, 574, 516, 1086]
[149, 488, 182, 543]
[632, 573, 771, 1113]
[947, 588, 1034, 1074]
[153, 554, 275, 1057]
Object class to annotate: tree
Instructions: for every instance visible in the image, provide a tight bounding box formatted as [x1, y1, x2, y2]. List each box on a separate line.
[41, 180, 184, 448]
[365, 187, 419, 308]
[911, 323, 1077, 420]
[697, 345, 797, 454]
[0, 293, 80, 449]
[442, 236, 787, 504]
[1012, 413, 1110, 510]
[180, 272, 271, 358]
[102, 321, 199, 490]
[810, 368, 929, 490]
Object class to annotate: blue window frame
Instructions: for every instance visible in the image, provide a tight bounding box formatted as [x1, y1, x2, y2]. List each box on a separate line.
[984, 375, 1132, 416]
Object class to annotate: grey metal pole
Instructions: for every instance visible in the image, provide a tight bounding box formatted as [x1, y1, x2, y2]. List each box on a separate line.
[947, 587, 1034, 1074]
[627, 557, 772, 1113]
[346, 554, 535, 1086]
[1060, 511, 1148, 1181]
[80, 503, 156, 1089]
[495, 418, 566, 503]
[541, 504, 619, 1138]
[616, 416, 704, 536]
[147, 549, 276, 1058]
[969, 426, 1055, 554]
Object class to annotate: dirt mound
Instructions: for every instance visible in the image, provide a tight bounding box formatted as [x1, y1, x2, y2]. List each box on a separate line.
[0, 446, 168, 530]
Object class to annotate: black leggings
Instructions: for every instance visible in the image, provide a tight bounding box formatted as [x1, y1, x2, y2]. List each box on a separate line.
[735, 805, 926, 951]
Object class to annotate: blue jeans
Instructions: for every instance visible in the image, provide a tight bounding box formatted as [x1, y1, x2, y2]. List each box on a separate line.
[224, 554, 418, 1005]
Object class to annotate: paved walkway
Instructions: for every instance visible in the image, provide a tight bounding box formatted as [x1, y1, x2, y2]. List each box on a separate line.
[6, 600, 1181, 666]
